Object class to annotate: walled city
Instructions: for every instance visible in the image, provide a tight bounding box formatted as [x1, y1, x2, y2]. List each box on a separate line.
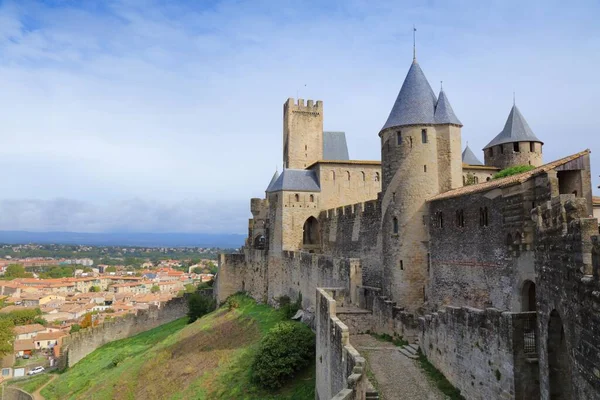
[215, 53, 600, 400]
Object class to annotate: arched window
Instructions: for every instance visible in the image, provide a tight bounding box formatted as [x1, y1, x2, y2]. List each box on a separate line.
[361, 171, 365, 181]
[513, 142, 520, 152]
[375, 172, 380, 182]
[436, 211, 444, 228]
[521, 280, 536, 312]
[396, 131, 402, 145]
[421, 129, 428, 143]
[302, 217, 321, 247]
[331, 171, 335, 181]
[392, 217, 398, 234]
[456, 210, 464, 227]
[309, 194, 314, 202]
[474, 176, 479, 184]
[294, 194, 299, 202]
[479, 207, 489, 227]
[346, 171, 351, 181]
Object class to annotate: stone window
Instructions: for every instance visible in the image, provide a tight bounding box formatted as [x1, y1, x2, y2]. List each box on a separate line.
[331, 171, 335, 181]
[436, 211, 443, 228]
[410, 136, 413, 148]
[346, 171, 351, 181]
[456, 210, 465, 227]
[375, 172, 380, 182]
[397, 131, 402, 145]
[488, 148, 494, 157]
[423, 165, 427, 173]
[499, 145, 504, 154]
[309, 195, 314, 202]
[294, 194, 299, 202]
[392, 217, 398, 234]
[474, 176, 479, 184]
[400, 260, 404, 270]
[392, 192, 396, 202]
[479, 207, 489, 227]
[361, 171, 365, 181]
[530, 142, 535, 152]
[513, 142, 520, 152]
[421, 129, 428, 143]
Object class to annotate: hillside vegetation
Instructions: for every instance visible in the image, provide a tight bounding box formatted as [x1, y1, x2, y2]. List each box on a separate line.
[41, 294, 315, 400]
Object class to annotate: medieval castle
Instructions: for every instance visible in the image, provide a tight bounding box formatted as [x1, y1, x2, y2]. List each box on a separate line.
[216, 53, 600, 400]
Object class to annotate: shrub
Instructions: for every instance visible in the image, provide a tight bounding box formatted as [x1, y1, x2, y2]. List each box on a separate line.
[493, 165, 535, 179]
[110, 353, 125, 368]
[187, 293, 216, 323]
[70, 324, 81, 334]
[226, 297, 240, 311]
[278, 294, 302, 319]
[251, 321, 315, 390]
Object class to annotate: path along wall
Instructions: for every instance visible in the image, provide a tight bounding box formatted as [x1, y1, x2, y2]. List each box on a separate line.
[60, 296, 188, 368]
[316, 288, 377, 400]
[216, 250, 362, 310]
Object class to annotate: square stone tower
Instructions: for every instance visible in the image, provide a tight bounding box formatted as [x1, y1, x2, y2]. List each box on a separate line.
[283, 98, 323, 169]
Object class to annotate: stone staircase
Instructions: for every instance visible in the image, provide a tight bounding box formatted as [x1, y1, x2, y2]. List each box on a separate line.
[398, 341, 420, 360]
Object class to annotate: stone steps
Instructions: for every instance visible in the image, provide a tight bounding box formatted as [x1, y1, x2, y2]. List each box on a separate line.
[398, 343, 420, 359]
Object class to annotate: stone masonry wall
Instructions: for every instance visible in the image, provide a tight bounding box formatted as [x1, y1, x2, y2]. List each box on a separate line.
[419, 306, 539, 400]
[3, 387, 33, 400]
[320, 198, 382, 287]
[216, 249, 362, 310]
[316, 288, 377, 400]
[60, 295, 188, 368]
[534, 195, 600, 400]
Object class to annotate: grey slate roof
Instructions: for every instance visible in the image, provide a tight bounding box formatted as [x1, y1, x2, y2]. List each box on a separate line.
[381, 61, 438, 130]
[484, 105, 543, 149]
[266, 169, 321, 193]
[434, 90, 462, 125]
[266, 170, 280, 192]
[323, 131, 350, 161]
[462, 145, 483, 166]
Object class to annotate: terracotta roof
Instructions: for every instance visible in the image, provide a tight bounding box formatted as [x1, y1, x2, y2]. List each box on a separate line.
[34, 331, 67, 341]
[14, 339, 35, 351]
[0, 306, 37, 314]
[462, 164, 500, 171]
[14, 324, 45, 335]
[430, 150, 590, 201]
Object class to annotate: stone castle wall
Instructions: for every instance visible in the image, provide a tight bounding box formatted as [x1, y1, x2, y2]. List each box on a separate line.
[216, 250, 362, 309]
[419, 306, 539, 400]
[60, 296, 188, 368]
[534, 195, 600, 400]
[319, 199, 382, 287]
[316, 288, 376, 400]
[484, 142, 543, 170]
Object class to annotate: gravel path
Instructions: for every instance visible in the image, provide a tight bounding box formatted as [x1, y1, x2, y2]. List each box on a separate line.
[32, 374, 57, 400]
[352, 334, 445, 400]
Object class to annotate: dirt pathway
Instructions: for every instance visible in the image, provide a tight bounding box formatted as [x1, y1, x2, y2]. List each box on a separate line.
[32, 374, 57, 400]
[352, 335, 445, 400]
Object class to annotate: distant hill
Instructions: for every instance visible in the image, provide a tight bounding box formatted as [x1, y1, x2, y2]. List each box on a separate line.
[0, 231, 245, 248]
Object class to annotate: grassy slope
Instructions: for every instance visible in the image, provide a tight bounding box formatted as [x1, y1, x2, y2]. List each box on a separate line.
[9, 373, 53, 393]
[41, 295, 315, 400]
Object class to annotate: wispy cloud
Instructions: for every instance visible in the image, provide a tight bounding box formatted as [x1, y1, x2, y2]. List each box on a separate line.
[0, 0, 598, 233]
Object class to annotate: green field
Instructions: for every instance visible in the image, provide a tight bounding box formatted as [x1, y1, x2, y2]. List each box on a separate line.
[9, 373, 53, 393]
[41, 295, 315, 400]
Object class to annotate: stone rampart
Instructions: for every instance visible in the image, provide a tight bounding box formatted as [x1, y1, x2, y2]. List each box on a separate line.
[319, 199, 382, 287]
[316, 288, 377, 400]
[3, 387, 33, 400]
[216, 249, 362, 310]
[60, 295, 188, 368]
[419, 306, 539, 400]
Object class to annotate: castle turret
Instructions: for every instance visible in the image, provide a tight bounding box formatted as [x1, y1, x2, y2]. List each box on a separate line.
[283, 98, 323, 169]
[483, 104, 543, 169]
[380, 60, 462, 311]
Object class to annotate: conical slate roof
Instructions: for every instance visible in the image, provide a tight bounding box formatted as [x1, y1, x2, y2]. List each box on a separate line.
[266, 169, 320, 193]
[484, 105, 543, 149]
[381, 61, 438, 131]
[266, 170, 280, 192]
[462, 145, 483, 166]
[434, 90, 462, 125]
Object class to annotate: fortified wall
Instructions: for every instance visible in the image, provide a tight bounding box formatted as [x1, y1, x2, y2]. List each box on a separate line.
[319, 199, 382, 288]
[216, 250, 362, 309]
[534, 195, 600, 400]
[59, 296, 188, 368]
[419, 306, 539, 399]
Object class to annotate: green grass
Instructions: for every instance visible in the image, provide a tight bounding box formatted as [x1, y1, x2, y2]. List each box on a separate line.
[493, 165, 535, 179]
[417, 350, 464, 400]
[9, 373, 53, 393]
[369, 332, 408, 347]
[41, 294, 314, 400]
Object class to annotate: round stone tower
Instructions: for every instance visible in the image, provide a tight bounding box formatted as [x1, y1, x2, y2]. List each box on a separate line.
[483, 104, 543, 169]
[380, 59, 463, 311]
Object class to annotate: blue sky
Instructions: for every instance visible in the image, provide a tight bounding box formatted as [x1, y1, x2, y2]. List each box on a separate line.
[0, 0, 598, 233]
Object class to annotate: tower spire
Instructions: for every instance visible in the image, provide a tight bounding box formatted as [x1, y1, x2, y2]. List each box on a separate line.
[413, 25, 417, 61]
[513, 91, 516, 106]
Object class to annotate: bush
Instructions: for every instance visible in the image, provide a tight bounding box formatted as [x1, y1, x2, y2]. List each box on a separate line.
[251, 321, 315, 390]
[187, 293, 216, 323]
[278, 294, 302, 319]
[493, 165, 535, 179]
[70, 324, 81, 333]
[110, 353, 125, 368]
[226, 297, 240, 311]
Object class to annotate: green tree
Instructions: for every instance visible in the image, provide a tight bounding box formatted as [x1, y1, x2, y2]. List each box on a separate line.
[0, 319, 14, 357]
[89, 286, 101, 293]
[0, 308, 43, 325]
[464, 173, 477, 186]
[3, 264, 32, 280]
[105, 266, 117, 273]
[70, 324, 81, 334]
[206, 261, 218, 275]
[83, 267, 93, 273]
[191, 267, 203, 274]
[150, 285, 160, 293]
[186, 293, 216, 323]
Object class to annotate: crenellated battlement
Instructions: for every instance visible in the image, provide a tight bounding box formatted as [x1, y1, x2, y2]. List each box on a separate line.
[285, 97, 323, 112]
[319, 198, 380, 220]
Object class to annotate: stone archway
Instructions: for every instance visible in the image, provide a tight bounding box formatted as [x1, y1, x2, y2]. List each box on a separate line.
[548, 310, 572, 399]
[253, 235, 265, 250]
[521, 280, 536, 312]
[302, 216, 321, 252]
